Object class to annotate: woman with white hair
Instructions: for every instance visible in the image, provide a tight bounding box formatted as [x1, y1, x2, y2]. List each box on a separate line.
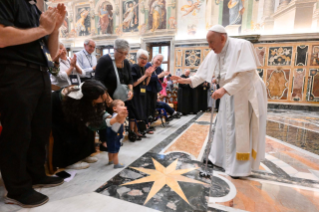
[127, 49, 155, 141]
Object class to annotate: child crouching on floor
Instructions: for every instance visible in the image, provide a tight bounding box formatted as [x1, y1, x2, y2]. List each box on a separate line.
[107, 99, 126, 168]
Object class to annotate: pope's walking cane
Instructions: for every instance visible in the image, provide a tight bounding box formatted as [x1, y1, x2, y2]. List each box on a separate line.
[199, 98, 216, 178]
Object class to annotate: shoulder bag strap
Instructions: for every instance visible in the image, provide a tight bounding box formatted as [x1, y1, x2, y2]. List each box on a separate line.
[111, 56, 121, 86]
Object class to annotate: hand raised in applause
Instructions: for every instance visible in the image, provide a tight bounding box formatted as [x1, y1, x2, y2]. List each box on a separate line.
[70, 54, 77, 68]
[39, 7, 57, 35]
[145, 66, 155, 77]
[54, 4, 67, 32]
[211, 88, 227, 100]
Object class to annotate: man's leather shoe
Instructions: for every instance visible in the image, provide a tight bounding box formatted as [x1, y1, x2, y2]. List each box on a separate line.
[5, 189, 48, 208]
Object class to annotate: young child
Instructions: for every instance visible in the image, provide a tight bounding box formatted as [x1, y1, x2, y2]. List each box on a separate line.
[107, 100, 126, 168]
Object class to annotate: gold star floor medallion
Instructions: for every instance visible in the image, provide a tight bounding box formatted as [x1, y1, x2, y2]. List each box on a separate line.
[121, 158, 209, 205]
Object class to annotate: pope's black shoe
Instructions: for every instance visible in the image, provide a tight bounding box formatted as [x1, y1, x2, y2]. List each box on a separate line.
[32, 176, 64, 188]
[5, 189, 49, 208]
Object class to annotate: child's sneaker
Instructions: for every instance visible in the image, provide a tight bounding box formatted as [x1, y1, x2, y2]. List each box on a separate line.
[114, 163, 125, 169]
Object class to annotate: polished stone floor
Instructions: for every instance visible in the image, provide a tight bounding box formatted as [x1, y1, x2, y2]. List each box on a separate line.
[1, 109, 319, 212]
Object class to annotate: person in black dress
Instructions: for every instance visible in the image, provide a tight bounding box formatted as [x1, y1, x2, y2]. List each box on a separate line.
[95, 38, 133, 145]
[177, 70, 193, 115]
[52, 80, 127, 170]
[129, 49, 155, 140]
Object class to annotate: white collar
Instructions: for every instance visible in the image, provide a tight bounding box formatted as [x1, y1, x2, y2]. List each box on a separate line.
[219, 37, 229, 57]
[83, 49, 91, 56]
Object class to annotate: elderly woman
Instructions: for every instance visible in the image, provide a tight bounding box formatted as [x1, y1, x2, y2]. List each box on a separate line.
[145, 54, 169, 124]
[128, 49, 155, 140]
[51, 43, 85, 88]
[95, 38, 133, 145]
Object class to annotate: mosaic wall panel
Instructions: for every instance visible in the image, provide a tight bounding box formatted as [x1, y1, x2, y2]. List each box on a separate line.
[268, 47, 293, 66]
[255, 47, 265, 66]
[310, 45, 319, 66]
[184, 50, 201, 67]
[307, 69, 319, 102]
[295, 45, 308, 66]
[174, 42, 319, 105]
[266, 69, 290, 100]
[291, 69, 305, 102]
[257, 69, 263, 79]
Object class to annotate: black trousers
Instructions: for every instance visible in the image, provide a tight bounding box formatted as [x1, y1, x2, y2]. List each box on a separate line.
[146, 91, 157, 119]
[0, 64, 51, 196]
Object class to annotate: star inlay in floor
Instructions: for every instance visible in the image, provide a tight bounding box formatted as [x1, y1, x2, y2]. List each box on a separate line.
[96, 152, 214, 212]
[121, 158, 209, 205]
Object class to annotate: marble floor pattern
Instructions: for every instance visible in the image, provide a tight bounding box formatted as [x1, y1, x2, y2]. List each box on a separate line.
[1, 110, 319, 211]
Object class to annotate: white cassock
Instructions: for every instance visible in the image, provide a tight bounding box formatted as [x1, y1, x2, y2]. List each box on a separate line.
[190, 37, 267, 176]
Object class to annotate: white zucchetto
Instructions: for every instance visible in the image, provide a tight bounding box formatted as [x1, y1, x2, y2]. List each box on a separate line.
[209, 25, 227, 34]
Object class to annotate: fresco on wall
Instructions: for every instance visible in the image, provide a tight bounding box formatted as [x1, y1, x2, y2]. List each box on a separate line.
[291, 69, 305, 101]
[177, 0, 206, 38]
[184, 50, 201, 67]
[60, 11, 69, 38]
[123, 0, 139, 32]
[148, 0, 166, 32]
[98, 2, 113, 34]
[310, 46, 319, 66]
[268, 47, 292, 66]
[76, 6, 91, 36]
[295, 46, 308, 66]
[266, 69, 290, 100]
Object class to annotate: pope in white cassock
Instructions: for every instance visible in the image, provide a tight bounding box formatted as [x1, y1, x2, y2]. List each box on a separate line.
[171, 25, 267, 178]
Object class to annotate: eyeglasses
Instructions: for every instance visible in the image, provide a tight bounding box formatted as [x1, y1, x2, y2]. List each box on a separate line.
[115, 49, 128, 57]
[88, 45, 96, 49]
[139, 57, 148, 61]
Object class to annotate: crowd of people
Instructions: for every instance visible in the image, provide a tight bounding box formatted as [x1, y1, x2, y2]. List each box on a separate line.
[0, 1, 267, 208]
[49, 38, 189, 171]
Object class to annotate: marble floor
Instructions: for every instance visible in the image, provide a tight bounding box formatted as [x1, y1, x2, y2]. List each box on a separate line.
[1, 109, 319, 212]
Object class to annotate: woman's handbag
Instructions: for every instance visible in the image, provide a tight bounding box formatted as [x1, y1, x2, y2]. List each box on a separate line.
[111, 57, 129, 101]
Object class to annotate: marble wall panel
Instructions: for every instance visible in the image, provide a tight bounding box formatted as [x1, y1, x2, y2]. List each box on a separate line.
[255, 47, 266, 66]
[257, 69, 263, 79]
[268, 47, 293, 66]
[307, 69, 319, 102]
[310, 46, 319, 66]
[175, 50, 183, 67]
[291, 69, 306, 101]
[266, 69, 290, 100]
[295, 45, 308, 66]
[184, 50, 201, 67]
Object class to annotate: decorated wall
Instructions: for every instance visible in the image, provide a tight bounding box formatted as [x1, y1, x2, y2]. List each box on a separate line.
[174, 41, 319, 105]
[47, 0, 319, 106]
[48, 0, 319, 42]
